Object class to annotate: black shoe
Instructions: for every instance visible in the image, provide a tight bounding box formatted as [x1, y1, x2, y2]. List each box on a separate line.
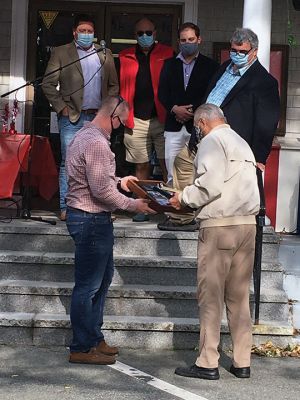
[157, 219, 199, 232]
[175, 364, 220, 380]
[132, 213, 150, 222]
[230, 365, 250, 378]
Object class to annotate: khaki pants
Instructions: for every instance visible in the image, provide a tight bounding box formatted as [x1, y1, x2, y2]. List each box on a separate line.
[168, 145, 195, 224]
[164, 126, 190, 183]
[124, 117, 165, 163]
[195, 225, 256, 369]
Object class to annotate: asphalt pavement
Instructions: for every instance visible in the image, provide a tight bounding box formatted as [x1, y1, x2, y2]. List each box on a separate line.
[0, 345, 299, 400]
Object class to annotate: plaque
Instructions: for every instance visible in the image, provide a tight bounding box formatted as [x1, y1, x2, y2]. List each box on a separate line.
[127, 179, 190, 213]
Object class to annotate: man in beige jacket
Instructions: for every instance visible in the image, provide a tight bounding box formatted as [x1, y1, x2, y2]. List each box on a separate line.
[170, 103, 260, 380]
[42, 14, 119, 220]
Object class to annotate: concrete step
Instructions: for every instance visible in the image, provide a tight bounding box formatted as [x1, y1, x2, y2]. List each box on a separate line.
[0, 311, 295, 349]
[0, 251, 285, 289]
[0, 280, 290, 321]
[279, 234, 300, 330]
[0, 221, 280, 260]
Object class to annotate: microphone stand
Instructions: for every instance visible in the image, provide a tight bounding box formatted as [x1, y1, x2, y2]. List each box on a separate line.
[1, 46, 105, 225]
[253, 168, 266, 325]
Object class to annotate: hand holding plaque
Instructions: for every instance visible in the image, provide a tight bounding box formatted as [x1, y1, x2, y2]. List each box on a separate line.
[127, 180, 191, 214]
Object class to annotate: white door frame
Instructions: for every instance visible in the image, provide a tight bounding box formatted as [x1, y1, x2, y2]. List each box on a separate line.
[10, 0, 198, 132]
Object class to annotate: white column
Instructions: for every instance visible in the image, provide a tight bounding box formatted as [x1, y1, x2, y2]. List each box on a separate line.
[242, 0, 272, 71]
[9, 0, 29, 133]
[183, 0, 198, 23]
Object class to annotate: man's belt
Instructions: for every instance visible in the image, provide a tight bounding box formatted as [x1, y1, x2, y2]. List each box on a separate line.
[81, 109, 98, 115]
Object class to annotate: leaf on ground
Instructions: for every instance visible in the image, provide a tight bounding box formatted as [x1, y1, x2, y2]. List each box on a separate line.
[251, 341, 300, 357]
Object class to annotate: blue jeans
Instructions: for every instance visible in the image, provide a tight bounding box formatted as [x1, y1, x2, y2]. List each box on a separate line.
[66, 207, 114, 353]
[58, 113, 95, 211]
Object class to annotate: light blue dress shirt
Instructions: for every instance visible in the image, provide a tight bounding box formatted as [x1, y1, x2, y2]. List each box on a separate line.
[176, 53, 198, 90]
[206, 61, 255, 106]
[76, 44, 102, 110]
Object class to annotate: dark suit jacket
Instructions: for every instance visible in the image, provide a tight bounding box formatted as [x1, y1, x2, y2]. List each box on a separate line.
[158, 53, 219, 133]
[204, 59, 280, 164]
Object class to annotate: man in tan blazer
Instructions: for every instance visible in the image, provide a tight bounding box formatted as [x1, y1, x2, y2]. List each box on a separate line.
[42, 14, 119, 220]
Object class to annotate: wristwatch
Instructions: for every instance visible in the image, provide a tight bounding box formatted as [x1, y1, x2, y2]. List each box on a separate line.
[117, 179, 122, 191]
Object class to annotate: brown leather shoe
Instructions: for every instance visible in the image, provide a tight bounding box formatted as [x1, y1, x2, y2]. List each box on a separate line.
[60, 210, 67, 221]
[96, 340, 119, 356]
[69, 348, 116, 365]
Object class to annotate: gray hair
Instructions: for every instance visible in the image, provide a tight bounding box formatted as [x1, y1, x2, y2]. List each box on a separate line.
[194, 104, 226, 124]
[230, 27, 259, 49]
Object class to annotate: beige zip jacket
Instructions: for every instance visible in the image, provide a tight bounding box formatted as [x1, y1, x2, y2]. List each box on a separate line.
[180, 124, 260, 228]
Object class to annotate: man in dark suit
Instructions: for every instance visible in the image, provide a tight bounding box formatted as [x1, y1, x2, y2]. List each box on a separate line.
[204, 27, 280, 171]
[157, 22, 219, 231]
[158, 22, 219, 184]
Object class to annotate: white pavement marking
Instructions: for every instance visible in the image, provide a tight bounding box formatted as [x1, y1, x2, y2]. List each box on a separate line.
[109, 361, 209, 400]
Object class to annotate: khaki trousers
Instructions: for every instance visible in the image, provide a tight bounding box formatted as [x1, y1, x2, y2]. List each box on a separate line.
[168, 145, 195, 224]
[124, 117, 165, 163]
[195, 225, 256, 369]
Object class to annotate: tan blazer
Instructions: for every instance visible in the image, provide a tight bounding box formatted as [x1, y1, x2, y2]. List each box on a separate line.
[42, 41, 119, 123]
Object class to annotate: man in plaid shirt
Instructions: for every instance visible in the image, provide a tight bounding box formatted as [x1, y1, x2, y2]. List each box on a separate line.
[65, 96, 155, 365]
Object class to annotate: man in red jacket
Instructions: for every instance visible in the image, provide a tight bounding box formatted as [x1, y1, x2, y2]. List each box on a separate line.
[119, 17, 173, 221]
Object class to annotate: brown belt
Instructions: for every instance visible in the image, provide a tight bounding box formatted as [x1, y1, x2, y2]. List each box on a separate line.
[81, 109, 97, 115]
[67, 206, 111, 216]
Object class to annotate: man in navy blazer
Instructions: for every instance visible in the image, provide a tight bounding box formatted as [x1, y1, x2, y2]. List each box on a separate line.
[158, 22, 219, 184]
[204, 27, 280, 170]
[157, 22, 219, 231]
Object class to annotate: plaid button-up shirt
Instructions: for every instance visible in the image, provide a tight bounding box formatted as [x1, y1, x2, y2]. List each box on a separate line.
[65, 122, 137, 213]
[206, 60, 255, 107]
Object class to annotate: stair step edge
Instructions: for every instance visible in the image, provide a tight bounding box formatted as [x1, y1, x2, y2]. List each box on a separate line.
[0, 251, 283, 271]
[0, 281, 289, 302]
[0, 312, 293, 335]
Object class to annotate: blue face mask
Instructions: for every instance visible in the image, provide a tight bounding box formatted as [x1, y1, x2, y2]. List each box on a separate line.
[137, 34, 154, 48]
[230, 51, 249, 68]
[76, 33, 94, 48]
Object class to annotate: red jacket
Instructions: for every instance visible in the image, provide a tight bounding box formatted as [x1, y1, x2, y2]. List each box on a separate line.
[119, 43, 173, 129]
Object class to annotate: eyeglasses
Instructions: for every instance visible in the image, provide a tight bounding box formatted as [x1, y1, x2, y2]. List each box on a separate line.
[136, 30, 153, 37]
[111, 95, 124, 117]
[111, 96, 126, 125]
[230, 48, 253, 56]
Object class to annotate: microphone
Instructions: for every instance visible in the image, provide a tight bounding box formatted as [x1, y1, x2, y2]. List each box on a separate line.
[100, 40, 106, 55]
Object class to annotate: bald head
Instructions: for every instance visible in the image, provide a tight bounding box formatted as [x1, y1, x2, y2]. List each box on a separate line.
[135, 17, 156, 33]
[93, 96, 129, 133]
[98, 96, 129, 116]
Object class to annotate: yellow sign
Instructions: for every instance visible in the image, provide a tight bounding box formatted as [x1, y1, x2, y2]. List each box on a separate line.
[39, 11, 58, 30]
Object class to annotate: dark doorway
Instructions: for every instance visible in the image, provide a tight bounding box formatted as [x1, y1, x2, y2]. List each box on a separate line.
[27, 0, 182, 137]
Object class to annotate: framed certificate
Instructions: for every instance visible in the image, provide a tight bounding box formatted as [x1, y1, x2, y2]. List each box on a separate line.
[127, 179, 191, 214]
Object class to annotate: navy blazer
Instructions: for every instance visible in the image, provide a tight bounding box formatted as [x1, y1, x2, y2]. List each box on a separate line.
[158, 53, 219, 133]
[204, 59, 280, 164]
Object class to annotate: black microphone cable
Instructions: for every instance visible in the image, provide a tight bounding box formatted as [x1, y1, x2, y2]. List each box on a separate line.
[44, 41, 107, 98]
